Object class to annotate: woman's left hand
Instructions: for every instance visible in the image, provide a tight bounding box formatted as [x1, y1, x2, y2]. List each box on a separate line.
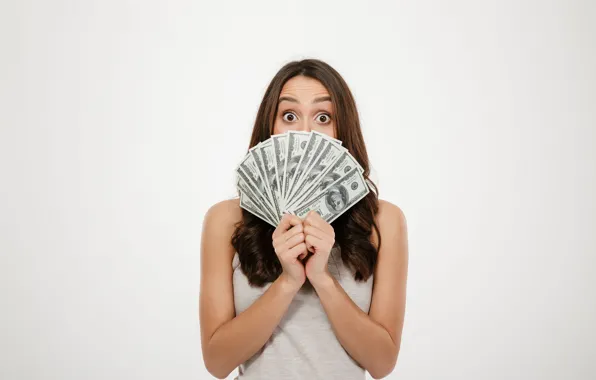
[303, 210, 336, 286]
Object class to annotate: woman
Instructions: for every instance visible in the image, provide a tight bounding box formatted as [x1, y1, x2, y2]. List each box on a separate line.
[199, 58, 409, 379]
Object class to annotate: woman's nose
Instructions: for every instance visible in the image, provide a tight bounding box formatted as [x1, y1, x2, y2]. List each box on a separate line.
[297, 121, 312, 132]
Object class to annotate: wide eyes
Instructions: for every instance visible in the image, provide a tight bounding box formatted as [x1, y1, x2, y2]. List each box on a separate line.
[282, 112, 297, 122]
[281, 111, 332, 124]
[316, 114, 330, 123]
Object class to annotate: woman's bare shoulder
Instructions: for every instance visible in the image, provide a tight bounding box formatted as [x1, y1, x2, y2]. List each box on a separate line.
[203, 198, 243, 232]
[372, 199, 407, 248]
[201, 198, 242, 264]
[377, 199, 406, 223]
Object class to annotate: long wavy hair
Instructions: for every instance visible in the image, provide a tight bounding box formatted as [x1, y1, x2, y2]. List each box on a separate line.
[232, 58, 381, 287]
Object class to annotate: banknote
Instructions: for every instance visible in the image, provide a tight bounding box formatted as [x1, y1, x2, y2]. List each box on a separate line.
[286, 130, 344, 201]
[292, 167, 370, 223]
[283, 131, 311, 200]
[239, 192, 276, 227]
[251, 141, 282, 218]
[285, 132, 324, 200]
[235, 131, 369, 226]
[236, 152, 273, 209]
[236, 175, 278, 224]
[271, 134, 288, 204]
[286, 149, 362, 211]
[286, 140, 347, 207]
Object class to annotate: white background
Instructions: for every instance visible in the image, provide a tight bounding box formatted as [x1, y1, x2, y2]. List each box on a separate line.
[1, 0, 595, 379]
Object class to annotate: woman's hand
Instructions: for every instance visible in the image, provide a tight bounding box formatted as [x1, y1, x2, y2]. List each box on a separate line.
[302, 211, 336, 287]
[272, 213, 307, 291]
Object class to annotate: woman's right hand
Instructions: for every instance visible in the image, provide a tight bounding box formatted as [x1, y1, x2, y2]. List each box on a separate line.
[272, 213, 307, 290]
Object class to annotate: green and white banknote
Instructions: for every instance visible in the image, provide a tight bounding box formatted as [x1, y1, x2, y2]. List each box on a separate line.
[235, 130, 369, 226]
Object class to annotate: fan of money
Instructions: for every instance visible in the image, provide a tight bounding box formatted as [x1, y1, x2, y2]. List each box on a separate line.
[235, 130, 370, 227]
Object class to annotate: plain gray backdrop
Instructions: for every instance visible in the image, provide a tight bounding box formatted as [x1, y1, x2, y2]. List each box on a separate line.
[1, 0, 595, 379]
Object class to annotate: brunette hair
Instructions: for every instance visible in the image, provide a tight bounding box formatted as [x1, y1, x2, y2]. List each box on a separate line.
[231, 58, 381, 287]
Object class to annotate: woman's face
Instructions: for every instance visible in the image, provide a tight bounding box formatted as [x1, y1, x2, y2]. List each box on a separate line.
[272, 75, 337, 139]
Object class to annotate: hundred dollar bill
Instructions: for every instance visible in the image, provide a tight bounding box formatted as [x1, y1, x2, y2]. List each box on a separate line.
[287, 139, 347, 206]
[284, 131, 342, 206]
[286, 130, 342, 201]
[286, 150, 361, 211]
[271, 134, 288, 203]
[259, 140, 283, 210]
[236, 175, 278, 224]
[251, 141, 282, 219]
[292, 167, 370, 223]
[282, 131, 311, 202]
[313, 130, 342, 147]
[285, 132, 324, 203]
[239, 192, 277, 227]
[237, 151, 274, 209]
[236, 162, 279, 224]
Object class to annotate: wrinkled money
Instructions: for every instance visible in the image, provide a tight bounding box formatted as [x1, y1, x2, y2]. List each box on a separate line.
[293, 167, 369, 223]
[235, 131, 370, 225]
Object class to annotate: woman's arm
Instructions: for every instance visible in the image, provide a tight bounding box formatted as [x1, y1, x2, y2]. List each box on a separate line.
[310, 200, 409, 379]
[198, 200, 300, 379]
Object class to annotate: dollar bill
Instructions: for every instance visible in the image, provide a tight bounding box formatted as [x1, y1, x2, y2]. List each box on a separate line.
[236, 175, 278, 224]
[313, 130, 342, 147]
[236, 161, 279, 224]
[287, 130, 343, 200]
[282, 131, 311, 201]
[235, 130, 369, 226]
[286, 140, 347, 206]
[286, 150, 361, 211]
[285, 130, 343, 206]
[260, 140, 283, 209]
[237, 152, 274, 208]
[251, 141, 282, 219]
[271, 134, 288, 203]
[239, 192, 277, 227]
[285, 132, 324, 202]
[292, 167, 370, 223]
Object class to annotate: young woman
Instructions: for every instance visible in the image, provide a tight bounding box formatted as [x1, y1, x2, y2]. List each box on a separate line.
[199, 58, 409, 379]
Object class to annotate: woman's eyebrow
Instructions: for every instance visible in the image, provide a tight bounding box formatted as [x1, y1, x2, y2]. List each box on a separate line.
[278, 95, 332, 105]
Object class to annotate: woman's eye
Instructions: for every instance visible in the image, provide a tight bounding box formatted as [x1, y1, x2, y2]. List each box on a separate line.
[282, 112, 297, 122]
[316, 113, 331, 124]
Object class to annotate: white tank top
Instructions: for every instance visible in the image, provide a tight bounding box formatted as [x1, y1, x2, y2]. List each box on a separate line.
[232, 245, 374, 379]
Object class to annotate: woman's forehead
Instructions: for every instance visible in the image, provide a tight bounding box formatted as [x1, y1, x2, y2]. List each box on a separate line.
[279, 76, 331, 102]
